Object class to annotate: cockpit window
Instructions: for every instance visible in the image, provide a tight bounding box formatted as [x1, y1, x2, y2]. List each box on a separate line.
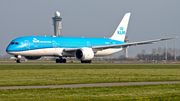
[10, 42, 19, 45]
[15, 42, 19, 45]
[10, 42, 14, 44]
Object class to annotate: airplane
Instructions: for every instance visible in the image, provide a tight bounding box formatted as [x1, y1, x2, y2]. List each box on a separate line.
[6, 13, 177, 63]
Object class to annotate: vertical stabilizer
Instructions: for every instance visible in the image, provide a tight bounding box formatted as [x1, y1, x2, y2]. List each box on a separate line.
[110, 13, 131, 41]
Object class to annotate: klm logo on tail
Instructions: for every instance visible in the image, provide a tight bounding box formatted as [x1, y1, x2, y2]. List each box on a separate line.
[117, 27, 125, 35]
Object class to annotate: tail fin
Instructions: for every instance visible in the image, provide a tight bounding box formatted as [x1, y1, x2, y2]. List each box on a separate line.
[110, 13, 131, 41]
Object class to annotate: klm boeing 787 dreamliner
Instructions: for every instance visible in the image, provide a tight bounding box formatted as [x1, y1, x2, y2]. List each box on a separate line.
[6, 13, 176, 63]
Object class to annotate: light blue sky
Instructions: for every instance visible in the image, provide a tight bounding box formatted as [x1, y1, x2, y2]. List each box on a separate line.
[0, 0, 179, 57]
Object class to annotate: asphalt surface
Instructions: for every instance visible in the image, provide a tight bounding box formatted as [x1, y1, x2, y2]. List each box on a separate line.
[0, 81, 180, 90]
[0, 63, 180, 65]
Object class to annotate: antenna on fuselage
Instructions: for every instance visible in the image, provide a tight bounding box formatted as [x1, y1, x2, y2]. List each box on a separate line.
[52, 11, 62, 37]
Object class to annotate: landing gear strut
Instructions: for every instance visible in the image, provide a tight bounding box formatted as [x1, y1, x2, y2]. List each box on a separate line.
[15, 55, 21, 63]
[81, 60, 91, 63]
[56, 57, 66, 63]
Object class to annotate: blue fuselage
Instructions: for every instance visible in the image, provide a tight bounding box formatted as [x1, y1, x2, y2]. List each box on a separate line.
[6, 36, 125, 52]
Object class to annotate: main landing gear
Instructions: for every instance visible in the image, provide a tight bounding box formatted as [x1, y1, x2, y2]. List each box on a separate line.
[56, 57, 66, 63]
[81, 60, 91, 63]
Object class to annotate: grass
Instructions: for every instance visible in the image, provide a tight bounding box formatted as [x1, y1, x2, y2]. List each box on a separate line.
[0, 84, 180, 101]
[0, 65, 179, 86]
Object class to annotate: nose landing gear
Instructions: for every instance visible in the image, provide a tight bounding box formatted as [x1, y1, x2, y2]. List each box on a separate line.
[15, 55, 21, 63]
[16, 59, 21, 63]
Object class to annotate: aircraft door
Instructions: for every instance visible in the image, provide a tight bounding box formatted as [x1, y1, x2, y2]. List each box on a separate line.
[87, 41, 91, 47]
[25, 40, 30, 50]
[53, 41, 57, 48]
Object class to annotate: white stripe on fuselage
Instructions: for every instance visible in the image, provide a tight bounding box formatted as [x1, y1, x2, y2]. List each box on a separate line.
[7, 48, 64, 56]
[7, 48, 124, 57]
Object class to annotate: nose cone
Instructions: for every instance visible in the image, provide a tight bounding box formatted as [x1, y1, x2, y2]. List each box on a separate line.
[6, 45, 11, 52]
[6, 45, 14, 54]
[6, 42, 23, 55]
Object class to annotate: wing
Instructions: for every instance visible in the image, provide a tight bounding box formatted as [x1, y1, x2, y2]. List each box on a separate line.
[64, 36, 177, 52]
[92, 37, 177, 49]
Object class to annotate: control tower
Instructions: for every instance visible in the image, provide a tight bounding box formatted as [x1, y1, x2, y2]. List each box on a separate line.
[52, 11, 62, 37]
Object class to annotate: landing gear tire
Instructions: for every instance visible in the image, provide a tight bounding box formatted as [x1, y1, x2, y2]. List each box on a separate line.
[16, 59, 21, 63]
[59, 59, 62, 63]
[56, 59, 59, 63]
[81, 60, 91, 63]
[62, 59, 66, 63]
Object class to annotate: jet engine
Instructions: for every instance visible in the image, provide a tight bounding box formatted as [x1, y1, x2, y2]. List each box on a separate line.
[24, 56, 41, 60]
[75, 48, 94, 60]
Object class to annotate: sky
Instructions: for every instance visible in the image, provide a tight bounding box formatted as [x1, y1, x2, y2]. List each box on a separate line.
[0, 0, 179, 58]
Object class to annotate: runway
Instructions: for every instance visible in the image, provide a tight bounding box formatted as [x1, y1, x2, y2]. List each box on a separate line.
[0, 81, 180, 90]
[0, 63, 180, 65]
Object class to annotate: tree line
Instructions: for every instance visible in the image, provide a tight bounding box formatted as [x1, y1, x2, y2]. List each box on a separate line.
[137, 47, 180, 60]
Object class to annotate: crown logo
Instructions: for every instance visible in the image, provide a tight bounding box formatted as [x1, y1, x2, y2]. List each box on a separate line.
[120, 27, 124, 30]
[117, 26, 126, 35]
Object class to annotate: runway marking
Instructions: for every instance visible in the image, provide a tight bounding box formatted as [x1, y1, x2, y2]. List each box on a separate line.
[0, 81, 180, 90]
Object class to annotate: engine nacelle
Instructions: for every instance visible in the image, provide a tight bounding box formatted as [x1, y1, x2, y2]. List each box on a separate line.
[75, 48, 94, 60]
[24, 56, 41, 60]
